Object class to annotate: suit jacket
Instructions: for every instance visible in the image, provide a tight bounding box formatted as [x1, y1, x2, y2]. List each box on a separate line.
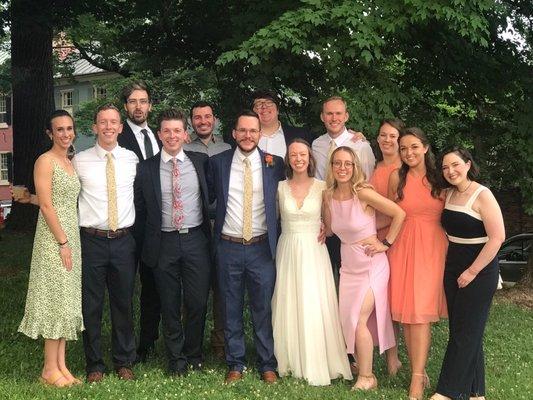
[207, 148, 285, 259]
[282, 124, 314, 147]
[118, 120, 162, 161]
[134, 151, 212, 268]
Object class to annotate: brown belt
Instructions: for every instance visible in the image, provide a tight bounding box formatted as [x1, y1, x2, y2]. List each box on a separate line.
[81, 227, 131, 239]
[220, 233, 268, 245]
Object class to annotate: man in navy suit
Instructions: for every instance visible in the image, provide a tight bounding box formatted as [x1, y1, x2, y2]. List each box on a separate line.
[251, 90, 313, 158]
[118, 81, 163, 363]
[134, 108, 212, 376]
[208, 110, 285, 384]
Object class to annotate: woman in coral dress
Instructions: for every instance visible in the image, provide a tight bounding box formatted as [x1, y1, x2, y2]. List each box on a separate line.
[323, 146, 405, 391]
[387, 127, 447, 400]
[272, 139, 352, 386]
[369, 118, 404, 375]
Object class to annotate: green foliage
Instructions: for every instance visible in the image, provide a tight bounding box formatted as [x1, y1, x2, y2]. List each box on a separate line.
[1, 230, 532, 399]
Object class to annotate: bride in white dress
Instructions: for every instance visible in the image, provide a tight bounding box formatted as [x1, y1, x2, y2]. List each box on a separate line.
[272, 139, 352, 386]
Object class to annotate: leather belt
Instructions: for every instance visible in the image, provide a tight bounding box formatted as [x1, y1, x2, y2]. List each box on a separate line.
[82, 227, 130, 239]
[220, 233, 268, 245]
[162, 225, 203, 235]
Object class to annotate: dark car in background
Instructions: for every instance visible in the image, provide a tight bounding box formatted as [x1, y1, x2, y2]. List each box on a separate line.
[498, 233, 532, 283]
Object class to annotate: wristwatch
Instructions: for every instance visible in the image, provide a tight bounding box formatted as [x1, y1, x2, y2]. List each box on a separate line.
[382, 239, 392, 248]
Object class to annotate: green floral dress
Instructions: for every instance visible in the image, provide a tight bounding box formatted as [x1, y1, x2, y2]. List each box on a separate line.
[18, 161, 84, 340]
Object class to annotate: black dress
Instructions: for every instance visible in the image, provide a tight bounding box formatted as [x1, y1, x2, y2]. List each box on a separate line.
[436, 185, 499, 400]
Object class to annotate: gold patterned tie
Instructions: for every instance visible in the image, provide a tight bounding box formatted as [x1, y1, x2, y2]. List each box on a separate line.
[327, 139, 337, 164]
[106, 152, 118, 231]
[242, 157, 253, 241]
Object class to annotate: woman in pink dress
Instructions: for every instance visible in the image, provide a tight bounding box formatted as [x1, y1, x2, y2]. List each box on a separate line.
[369, 118, 404, 375]
[387, 127, 447, 400]
[323, 146, 405, 391]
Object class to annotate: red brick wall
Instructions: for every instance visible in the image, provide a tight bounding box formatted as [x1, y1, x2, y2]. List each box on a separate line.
[494, 189, 533, 237]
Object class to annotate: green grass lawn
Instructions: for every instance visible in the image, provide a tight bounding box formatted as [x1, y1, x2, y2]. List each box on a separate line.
[0, 230, 531, 399]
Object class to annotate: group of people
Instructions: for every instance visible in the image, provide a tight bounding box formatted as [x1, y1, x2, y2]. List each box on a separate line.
[14, 83, 505, 400]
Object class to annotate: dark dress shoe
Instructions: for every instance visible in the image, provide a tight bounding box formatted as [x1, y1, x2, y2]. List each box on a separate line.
[135, 345, 154, 364]
[115, 367, 135, 381]
[225, 370, 243, 384]
[261, 370, 278, 383]
[86, 371, 104, 383]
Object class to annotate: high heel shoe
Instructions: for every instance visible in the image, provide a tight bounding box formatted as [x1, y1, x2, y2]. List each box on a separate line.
[351, 374, 378, 391]
[408, 372, 430, 399]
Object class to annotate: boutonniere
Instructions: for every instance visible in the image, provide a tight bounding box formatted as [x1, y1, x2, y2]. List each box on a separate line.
[264, 153, 275, 168]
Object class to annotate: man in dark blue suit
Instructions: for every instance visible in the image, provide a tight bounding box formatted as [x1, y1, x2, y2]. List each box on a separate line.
[208, 110, 285, 384]
[134, 109, 212, 376]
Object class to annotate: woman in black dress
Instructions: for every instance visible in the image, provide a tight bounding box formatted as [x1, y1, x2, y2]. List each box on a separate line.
[430, 148, 505, 400]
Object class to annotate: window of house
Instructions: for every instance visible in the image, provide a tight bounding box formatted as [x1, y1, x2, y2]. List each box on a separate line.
[61, 90, 74, 115]
[0, 152, 9, 183]
[93, 86, 107, 100]
[0, 95, 6, 124]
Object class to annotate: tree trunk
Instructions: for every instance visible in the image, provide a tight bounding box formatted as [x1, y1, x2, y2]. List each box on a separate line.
[7, 0, 55, 231]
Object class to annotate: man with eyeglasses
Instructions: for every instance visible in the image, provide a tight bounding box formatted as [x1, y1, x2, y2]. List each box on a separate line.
[207, 110, 285, 384]
[117, 81, 162, 364]
[251, 90, 313, 158]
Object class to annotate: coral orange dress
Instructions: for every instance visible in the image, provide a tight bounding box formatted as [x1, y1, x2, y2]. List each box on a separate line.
[387, 173, 448, 324]
[369, 162, 399, 240]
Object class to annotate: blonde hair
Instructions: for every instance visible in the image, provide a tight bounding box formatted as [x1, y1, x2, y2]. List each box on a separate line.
[325, 146, 373, 198]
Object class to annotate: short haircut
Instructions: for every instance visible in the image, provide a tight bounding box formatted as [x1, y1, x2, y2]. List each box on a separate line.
[158, 108, 188, 130]
[189, 100, 215, 120]
[93, 103, 121, 123]
[121, 81, 151, 104]
[284, 138, 316, 179]
[322, 95, 347, 110]
[250, 90, 280, 109]
[46, 109, 74, 132]
[234, 110, 260, 129]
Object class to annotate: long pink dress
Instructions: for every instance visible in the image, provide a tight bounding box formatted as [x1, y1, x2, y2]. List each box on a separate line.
[330, 196, 396, 355]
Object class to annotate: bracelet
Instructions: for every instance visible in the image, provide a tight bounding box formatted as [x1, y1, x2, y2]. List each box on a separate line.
[58, 240, 69, 248]
[382, 239, 392, 248]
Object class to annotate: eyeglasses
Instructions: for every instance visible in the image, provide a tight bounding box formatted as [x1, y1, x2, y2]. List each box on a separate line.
[127, 99, 150, 106]
[331, 161, 355, 169]
[253, 100, 276, 110]
[235, 128, 260, 135]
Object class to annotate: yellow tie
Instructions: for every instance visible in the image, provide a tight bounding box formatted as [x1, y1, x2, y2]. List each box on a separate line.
[327, 139, 337, 164]
[106, 152, 118, 231]
[243, 157, 253, 241]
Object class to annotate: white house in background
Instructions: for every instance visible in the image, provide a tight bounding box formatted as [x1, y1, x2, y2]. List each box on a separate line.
[54, 58, 120, 151]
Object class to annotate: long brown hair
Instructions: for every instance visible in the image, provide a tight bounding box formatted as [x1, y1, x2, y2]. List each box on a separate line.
[396, 127, 442, 200]
[374, 118, 405, 162]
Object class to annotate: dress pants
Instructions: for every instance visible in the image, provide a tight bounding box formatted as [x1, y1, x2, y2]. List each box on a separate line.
[138, 260, 161, 350]
[436, 244, 498, 399]
[81, 230, 137, 373]
[217, 238, 277, 373]
[152, 229, 211, 371]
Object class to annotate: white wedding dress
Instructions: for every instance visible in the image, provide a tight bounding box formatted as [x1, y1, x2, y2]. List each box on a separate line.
[272, 179, 352, 386]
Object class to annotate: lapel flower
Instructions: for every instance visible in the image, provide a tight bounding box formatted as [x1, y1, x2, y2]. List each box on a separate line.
[264, 153, 274, 168]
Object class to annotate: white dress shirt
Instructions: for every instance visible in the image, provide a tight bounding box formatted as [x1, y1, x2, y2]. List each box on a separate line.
[258, 123, 287, 158]
[73, 143, 138, 229]
[222, 148, 267, 237]
[312, 128, 375, 181]
[127, 119, 160, 160]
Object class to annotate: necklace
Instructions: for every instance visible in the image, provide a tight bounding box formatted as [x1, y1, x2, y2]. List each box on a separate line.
[456, 180, 473, 193]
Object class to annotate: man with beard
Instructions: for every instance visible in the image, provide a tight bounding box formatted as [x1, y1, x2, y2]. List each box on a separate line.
[207, 110, 285, 383]
[184, 100, 231, 157]
[184, 100, 230, 360]
[118, 81, 162, 363]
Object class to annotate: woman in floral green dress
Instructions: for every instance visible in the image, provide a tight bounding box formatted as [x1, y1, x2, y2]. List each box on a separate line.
[18, 110, 83, 387]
